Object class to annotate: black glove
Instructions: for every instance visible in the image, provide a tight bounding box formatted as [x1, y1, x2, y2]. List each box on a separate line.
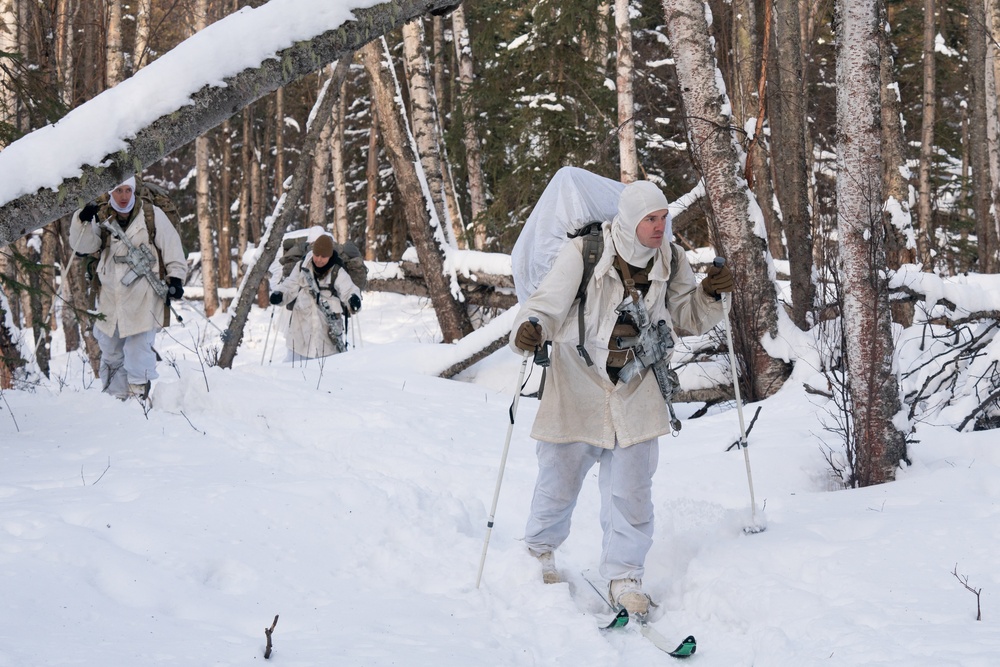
[513, 320, 543, 352]
[79, 202, 100, 222]
[269, 291, 283, 305]
[167, 277, 184, 300]
[702, 263, 734, 299]
[348, 294, 362, 314]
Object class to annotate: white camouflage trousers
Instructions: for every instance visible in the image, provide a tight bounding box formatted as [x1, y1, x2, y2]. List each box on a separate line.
[95, 326, 158, 398]
[524, 437, 658, 581]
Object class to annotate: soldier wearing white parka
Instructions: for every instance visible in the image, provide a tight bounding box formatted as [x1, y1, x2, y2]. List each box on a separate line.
[69, 176, 187, 401]
[509, 180, 734, 615]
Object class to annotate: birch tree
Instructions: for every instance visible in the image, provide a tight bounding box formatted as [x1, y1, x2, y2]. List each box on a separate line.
[361, 37, 473, 342]
[402, 19, 458, 247]
[967, 0, 998, 273]
[133, 0, 151, 72]
[916, 0, 935, 268]
[660, 0, 788, 400]
[614, 0, 637, 182]
[194, 0, 219, 316]
[450, 4, 487, 248]
[834, 0, 907, 486]
[105, 0, 124, 87]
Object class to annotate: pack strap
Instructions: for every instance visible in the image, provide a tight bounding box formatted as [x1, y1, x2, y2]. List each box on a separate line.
[575, 224, 603, 366]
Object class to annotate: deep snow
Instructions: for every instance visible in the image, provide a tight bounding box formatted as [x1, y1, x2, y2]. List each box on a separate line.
[1, 291, 998, 667]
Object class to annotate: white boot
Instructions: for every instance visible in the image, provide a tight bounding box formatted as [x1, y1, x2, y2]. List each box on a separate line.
[609, 578, 650, 616]
[531, 550, 560, 584]
[128, 381, 151, 404]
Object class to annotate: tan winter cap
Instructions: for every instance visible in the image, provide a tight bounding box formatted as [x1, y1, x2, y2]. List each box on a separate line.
[312, 234, 335, 258]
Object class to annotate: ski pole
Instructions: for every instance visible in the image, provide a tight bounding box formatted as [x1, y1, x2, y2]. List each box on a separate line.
[476, 324, 534, 588]
[261, 306, 275, 365]
[715, 257, 765, 534]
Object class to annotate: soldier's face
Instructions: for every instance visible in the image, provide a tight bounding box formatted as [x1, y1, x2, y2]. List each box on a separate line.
[636, 209, 668, 248]
[313, 254, 330, 268]
[111, 185, 133, 209]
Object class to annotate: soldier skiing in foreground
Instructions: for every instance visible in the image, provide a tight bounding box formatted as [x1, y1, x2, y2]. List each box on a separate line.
[510, 179, 733, 616]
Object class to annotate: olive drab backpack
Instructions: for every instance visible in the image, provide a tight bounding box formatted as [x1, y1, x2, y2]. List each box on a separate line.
[279, 236, 369, 292]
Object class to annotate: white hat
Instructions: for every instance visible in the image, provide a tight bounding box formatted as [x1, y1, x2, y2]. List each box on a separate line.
[612, 180, 671, 265]
[108, 176, 137, 214]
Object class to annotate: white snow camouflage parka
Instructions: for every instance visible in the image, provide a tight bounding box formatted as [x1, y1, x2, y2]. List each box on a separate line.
[510, 222, 724, 448]
[69, 202, 187, 338]
[275, 251, 361, 359]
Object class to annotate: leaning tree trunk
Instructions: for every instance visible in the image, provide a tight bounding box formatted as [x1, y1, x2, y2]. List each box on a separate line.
[361, 37, 473, 342]
[402, 19, 458, 248]
[660, 0, 788, 400]
[615, 0, 638, 183]
[217, 55, 354, 369]
[0, 0, 466, 246]
[835, 0, 907, 487]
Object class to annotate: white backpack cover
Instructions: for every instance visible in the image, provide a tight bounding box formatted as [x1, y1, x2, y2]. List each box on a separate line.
[511, 166, 625, 304]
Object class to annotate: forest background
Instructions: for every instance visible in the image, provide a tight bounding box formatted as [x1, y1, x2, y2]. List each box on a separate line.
[1, 0, 999, 488]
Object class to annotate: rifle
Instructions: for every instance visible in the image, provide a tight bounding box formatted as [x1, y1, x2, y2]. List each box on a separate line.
[614, 293, 683, 433]
[100, 218, 168, 300]
[301, 267, 346, 353]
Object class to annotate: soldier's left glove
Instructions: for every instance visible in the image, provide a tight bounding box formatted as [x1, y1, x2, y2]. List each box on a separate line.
[167, 277, 184, 300]
[348, 294, 362, 314]
[702, 263, 734, 299]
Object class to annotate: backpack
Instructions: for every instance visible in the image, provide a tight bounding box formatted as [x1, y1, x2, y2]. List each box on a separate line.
[512, 167, 680, 367]
[279, 236, 369, 291]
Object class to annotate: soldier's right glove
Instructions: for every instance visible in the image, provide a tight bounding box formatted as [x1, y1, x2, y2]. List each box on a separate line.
[702, 263, 734, 300]
[269, 291, 283, 305]
[79, 202, 100, 222]
[513, 320, 543, 352]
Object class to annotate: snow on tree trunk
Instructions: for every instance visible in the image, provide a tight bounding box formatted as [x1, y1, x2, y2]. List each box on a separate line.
[916, 0, 935, 268]
[0, 0, 466, 247]
[451, 4, 488, 248]
[360, 37, 472, 343]
[769, 0, 815, 329]
[834, 0, 907, 486]
[660, 0, 788, 400]
[364, 108, 379, 261]
[402, 19, 459, 248]
[308, 69, 334, 230]
[614, 0, 638, 183]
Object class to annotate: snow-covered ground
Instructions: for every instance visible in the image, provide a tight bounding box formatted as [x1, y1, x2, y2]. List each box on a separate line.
[1, 292, 998, 666]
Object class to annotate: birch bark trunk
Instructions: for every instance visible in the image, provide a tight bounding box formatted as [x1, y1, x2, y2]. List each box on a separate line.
[614, 0, 638, 183]
[835, 0, 907, 486]
[193, 0, 219, 315]
[451, 4, 487, 248]
[660, 0, 788, 400]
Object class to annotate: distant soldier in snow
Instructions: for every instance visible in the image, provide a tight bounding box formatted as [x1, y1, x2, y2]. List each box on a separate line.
[70, 176, 187, 403]
[510, 180, 733, 615]
[269, 233, 362, 361]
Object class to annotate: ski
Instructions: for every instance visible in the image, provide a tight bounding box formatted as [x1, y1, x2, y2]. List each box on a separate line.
[583, 571, 697, 659]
